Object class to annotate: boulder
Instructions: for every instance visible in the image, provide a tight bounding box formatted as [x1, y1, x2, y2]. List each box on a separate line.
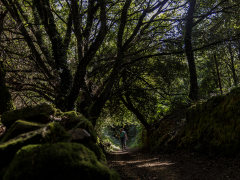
[0, 122, 69, 170]
[67, 129, 106, 164]
[62, 111, 78, 119]
[64, 112, 84, 129]
[57, 111, 78, 127]
[68, 128, 91, 143]
[65, 115, 97, 143]
[1, 103, 56, 128]
[1, 120, 44, 143]
[3, 142, 119, 180]
[75, 119, 97, 143]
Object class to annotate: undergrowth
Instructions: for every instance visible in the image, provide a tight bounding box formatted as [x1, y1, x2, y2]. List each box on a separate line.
[99, 127, 120, 152]
[178, 87, 240, 156]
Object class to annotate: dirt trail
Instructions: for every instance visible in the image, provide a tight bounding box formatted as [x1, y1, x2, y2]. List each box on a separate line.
[106, 147, 240, 180]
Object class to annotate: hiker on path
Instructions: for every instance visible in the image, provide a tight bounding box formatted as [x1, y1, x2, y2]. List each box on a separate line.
[122, 129, 128, 149]
[118, 128, 125, 151]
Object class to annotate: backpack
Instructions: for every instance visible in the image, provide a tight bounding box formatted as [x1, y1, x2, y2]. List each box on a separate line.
[119, 131, 125, 137]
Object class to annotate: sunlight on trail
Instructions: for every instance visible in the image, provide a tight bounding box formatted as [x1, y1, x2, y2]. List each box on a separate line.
[107, 148, 240, 180]
[110, 146, 130, 155]
[123, 156, 175, 168]
[127, 158, 159, 163]
[137, 161, 175, 168]
[111, 151, 129, 155]
[106, 148, 179, 180]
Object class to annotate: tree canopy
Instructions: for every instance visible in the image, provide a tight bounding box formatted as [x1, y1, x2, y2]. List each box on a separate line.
[1, 0, 240, 128]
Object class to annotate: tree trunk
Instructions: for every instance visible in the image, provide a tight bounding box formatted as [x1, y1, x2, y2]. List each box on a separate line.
[121, 95, 151, 131]
[0, 11, 15, 114]
[214, 53, 222, 95]
[184, 0, 198, 101]
[0, 61, 15, 114]
[228, 43, 237, 86]
[87, 0, 132, 126]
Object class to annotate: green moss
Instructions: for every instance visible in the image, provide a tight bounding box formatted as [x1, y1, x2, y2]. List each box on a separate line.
[1, 103, 56, 128]
[229, 87, 240, 96]
[62, 111, 77, 119]
[179, 89, 240, 156]
[3, 143, 119, 180]
[65, 114, 97, 143]
[195, 100, 206, 113]
[64, 114, 87, 129]
[75, 118, 97, 143]
[84, 142, 107, 164]
[42, 122, 70, 143]
[186, 105, 196, 123]
[1, 120, 44, 143]
[0, 128, 43, 170]
[55, 109, 63, 116]
[0, 122, 69, 169]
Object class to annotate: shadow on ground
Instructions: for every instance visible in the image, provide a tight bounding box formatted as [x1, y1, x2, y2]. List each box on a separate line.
[106, 147, 240, 180]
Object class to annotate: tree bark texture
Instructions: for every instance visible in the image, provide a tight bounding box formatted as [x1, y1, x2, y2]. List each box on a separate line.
[0, 11, 15, 114]
[0, 61, 15, 114]
[184, 0, 198, 101]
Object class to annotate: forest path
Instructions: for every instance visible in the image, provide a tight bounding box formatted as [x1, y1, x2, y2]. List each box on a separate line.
[106, 147, 240, 180]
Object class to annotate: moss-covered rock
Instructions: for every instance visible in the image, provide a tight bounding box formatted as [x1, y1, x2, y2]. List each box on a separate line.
[64, 113, 85, 129]
[1, 103, 56, 128]
[84, 142, 107, 164]
[41, 122, 69, 143]
[62, 111, 78, 119]
[65, 115, 88, 130]
[179, 87, 240, 156]
[0, 128, 42, 170]
[0, 122, 69, 169]
[65, 115, 97, 143]
[75, 118, 97, 143]
[68, 128, 91, 143]
[3, 143, 119, 180]
[1, 120, 44, 143]
[55, 108, 63, 116]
